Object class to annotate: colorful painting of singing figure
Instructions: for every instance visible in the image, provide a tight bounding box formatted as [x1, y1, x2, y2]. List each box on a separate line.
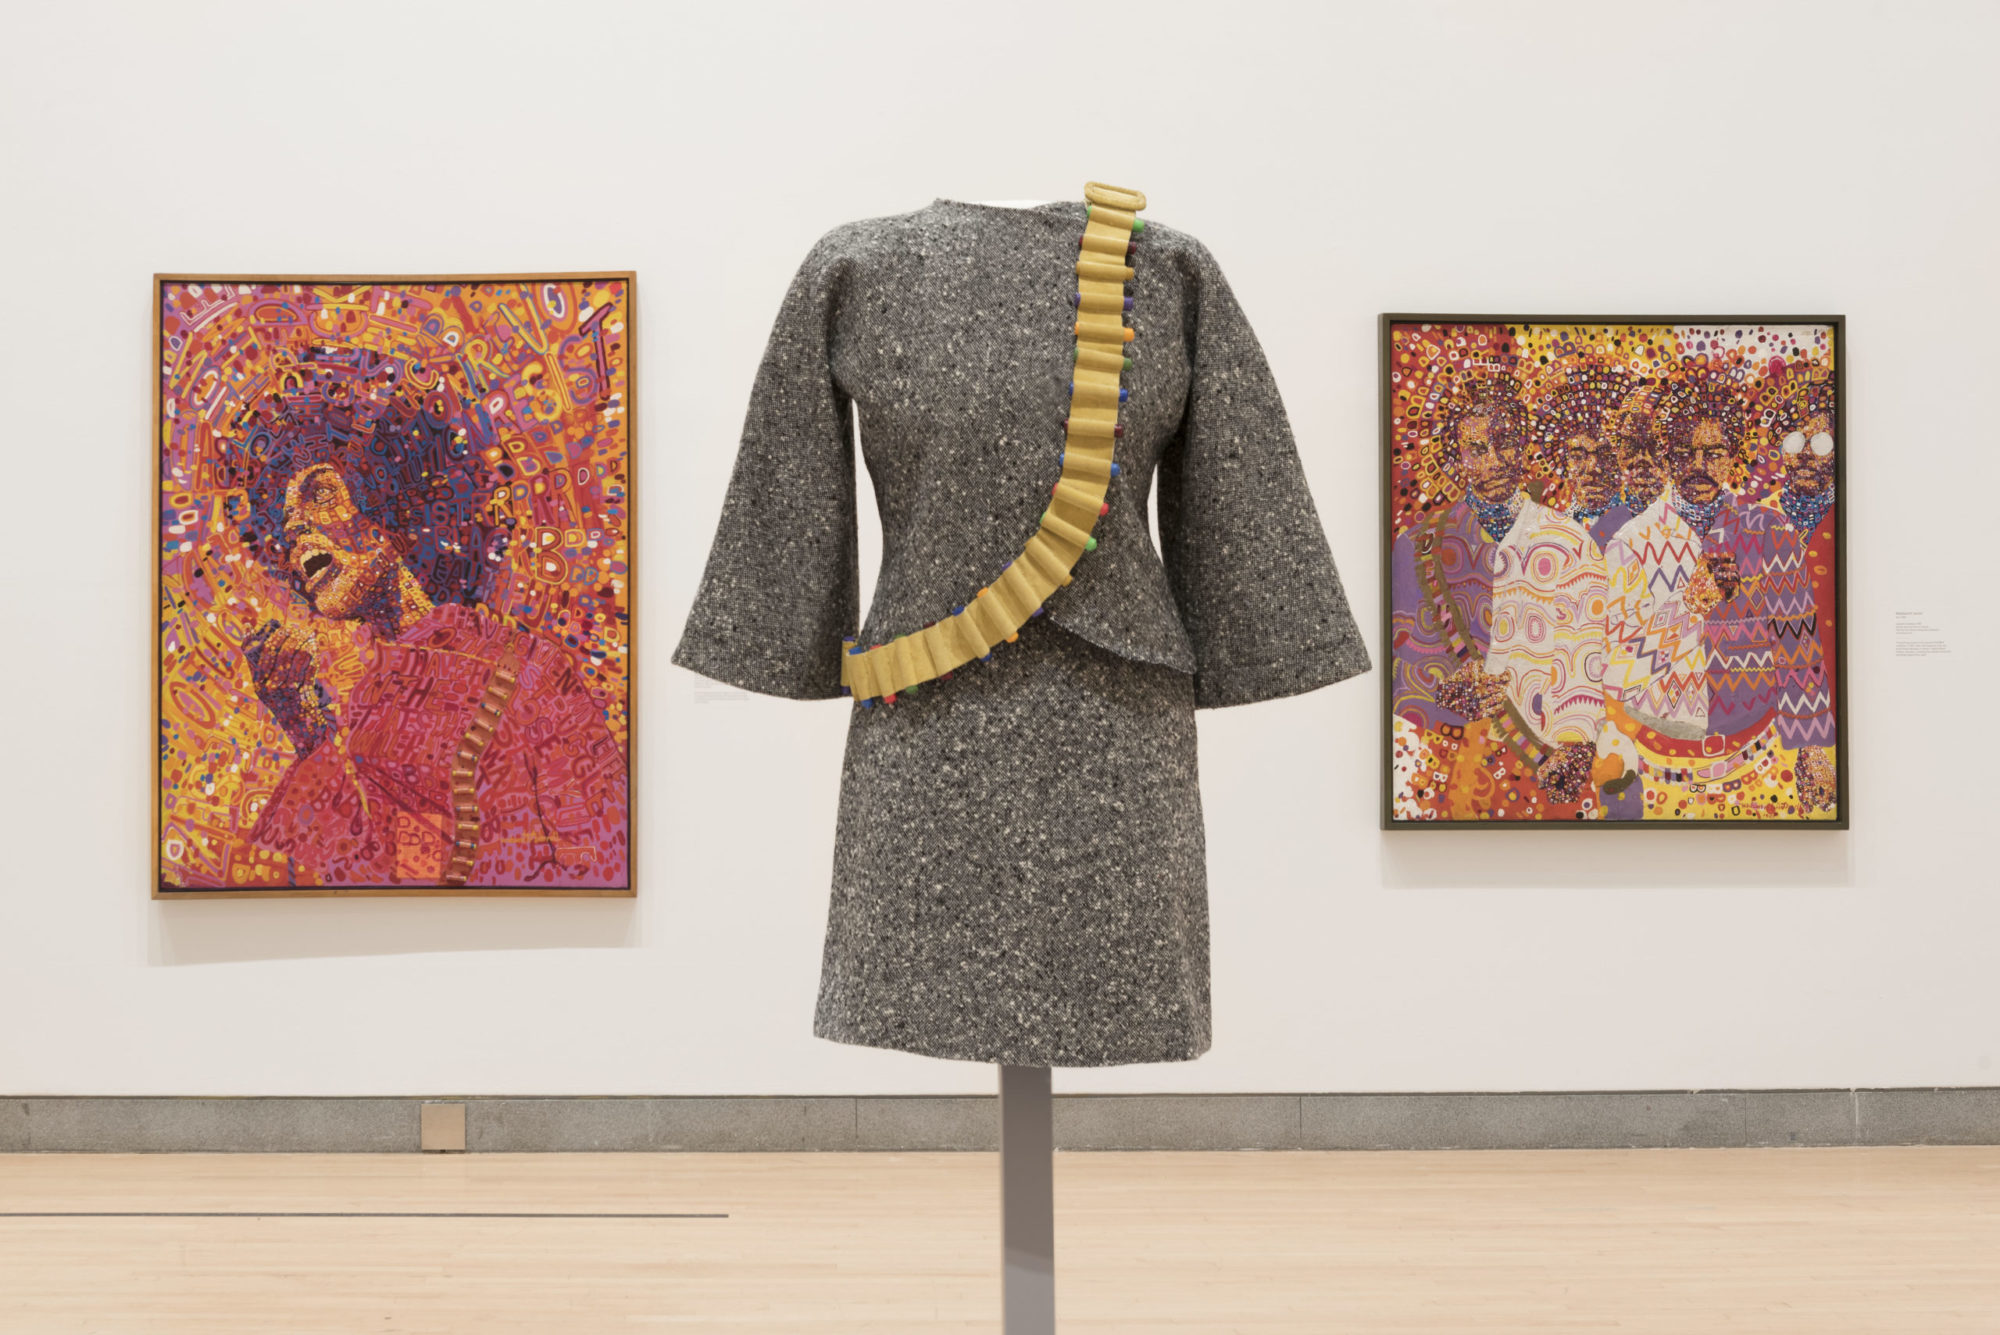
[157, 276, 634, 893]
[1382, 318, 1843, 826]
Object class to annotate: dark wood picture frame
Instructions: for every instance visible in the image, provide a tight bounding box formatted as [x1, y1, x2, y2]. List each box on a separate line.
[1378, 313, 1847, 831]
[154, 273, 639, 897]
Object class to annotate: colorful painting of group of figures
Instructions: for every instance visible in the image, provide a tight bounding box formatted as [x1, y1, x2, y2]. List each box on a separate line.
[157, 276, 634, 893]
[1384, 319, 1842, 825]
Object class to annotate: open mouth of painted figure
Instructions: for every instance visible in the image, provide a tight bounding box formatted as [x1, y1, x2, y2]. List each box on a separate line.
[298, 549, 337, 593]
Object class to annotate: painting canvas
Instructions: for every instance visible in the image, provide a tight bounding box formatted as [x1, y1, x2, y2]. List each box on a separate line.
[157, 275, 634, 893]
[1382, 317, 1844, 827]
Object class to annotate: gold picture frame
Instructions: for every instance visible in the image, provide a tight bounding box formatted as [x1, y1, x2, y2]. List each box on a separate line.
[154, 273, 638, 897]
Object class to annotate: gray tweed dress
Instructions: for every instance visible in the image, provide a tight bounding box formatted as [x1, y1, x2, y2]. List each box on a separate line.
[674, 198, 1369, 1067]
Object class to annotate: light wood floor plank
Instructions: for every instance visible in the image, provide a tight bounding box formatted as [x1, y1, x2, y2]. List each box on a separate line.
[0, 1148, 1993, 1332]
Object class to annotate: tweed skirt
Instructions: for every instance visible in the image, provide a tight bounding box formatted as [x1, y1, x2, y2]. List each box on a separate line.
[814, 618, 1210, 1067]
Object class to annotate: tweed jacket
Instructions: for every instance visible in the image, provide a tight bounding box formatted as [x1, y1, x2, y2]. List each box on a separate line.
[674, 199, 1369, 708]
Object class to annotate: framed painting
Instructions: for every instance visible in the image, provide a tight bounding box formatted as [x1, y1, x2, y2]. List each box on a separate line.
[156, 274, 635, 895]
[1381, 315, 1845, 829]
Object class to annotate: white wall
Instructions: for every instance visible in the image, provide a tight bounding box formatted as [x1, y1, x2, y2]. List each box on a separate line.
[1, 0, 1994, 1098]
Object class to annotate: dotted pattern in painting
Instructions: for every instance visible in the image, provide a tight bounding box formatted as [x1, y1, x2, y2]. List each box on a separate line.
[1386, 321, 1838, 824]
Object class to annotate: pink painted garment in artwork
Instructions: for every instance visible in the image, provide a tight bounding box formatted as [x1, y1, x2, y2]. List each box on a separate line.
[251, 604, 629, 887]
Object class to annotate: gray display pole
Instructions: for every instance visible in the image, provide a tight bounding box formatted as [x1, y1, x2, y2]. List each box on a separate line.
[999, 1064, 1055, 1333]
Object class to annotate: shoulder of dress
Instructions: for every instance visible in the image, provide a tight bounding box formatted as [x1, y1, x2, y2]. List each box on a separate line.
[1133, 214, 1201, 251]
[803, 211, 940, 264]
[1131, 217, 1214, 283]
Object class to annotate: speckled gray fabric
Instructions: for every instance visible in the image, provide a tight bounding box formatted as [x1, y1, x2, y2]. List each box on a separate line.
[674, 198, 1370, 1065]
[818, 617, 1206, 1066]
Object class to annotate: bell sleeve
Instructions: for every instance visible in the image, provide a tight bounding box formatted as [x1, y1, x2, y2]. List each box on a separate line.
[672, 234, 860, 700]
[1156, 240, 1371, 708]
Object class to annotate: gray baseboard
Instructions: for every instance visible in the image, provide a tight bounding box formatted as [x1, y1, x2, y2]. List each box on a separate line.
[3, 1089, 1994, 1153]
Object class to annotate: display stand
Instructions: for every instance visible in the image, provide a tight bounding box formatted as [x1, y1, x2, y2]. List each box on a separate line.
[999, 1064, 1055, 1334]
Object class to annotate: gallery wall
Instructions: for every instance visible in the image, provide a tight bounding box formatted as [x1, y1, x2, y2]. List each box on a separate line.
[0, 0, 1993, 1097]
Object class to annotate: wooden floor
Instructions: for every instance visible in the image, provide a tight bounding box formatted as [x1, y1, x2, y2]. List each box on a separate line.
[1, 1148, 1995, 1332]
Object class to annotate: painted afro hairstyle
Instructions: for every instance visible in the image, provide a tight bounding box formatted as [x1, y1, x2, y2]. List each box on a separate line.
[1607, 383, 1665, 450]
[1430, 369, 1533, 484]
[1528, 356, 1635, 456]
[214, 349, 509, 608]
[1654, 370, 1752, 458]
[1763, 361, 1838, 442]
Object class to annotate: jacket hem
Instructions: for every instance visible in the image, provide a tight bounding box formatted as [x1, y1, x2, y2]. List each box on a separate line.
[1045, 608, 1198, 677]
[670, 637, 845, 702]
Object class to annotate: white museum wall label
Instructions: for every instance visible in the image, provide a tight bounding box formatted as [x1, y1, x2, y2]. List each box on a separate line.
[1893, 611, 1952, 659]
